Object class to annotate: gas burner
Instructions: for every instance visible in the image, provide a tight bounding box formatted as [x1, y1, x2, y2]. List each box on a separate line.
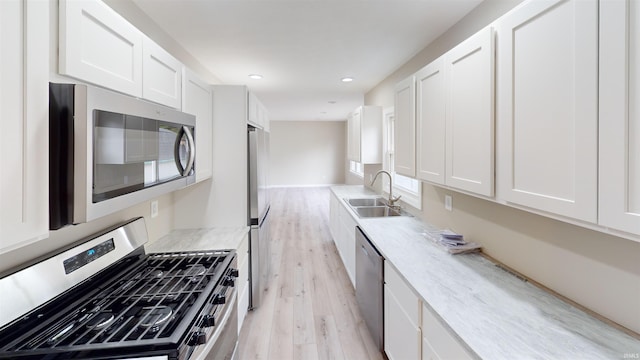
[86, 312, 115, 331]
[137, 279, 183, 302]
[139, 306, 173, 333]
[184, 264, 206, 283]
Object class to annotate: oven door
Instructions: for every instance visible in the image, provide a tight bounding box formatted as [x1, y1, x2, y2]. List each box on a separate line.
[190, 292, 238, 360]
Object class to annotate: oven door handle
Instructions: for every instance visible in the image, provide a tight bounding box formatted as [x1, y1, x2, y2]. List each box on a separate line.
[174, 126, 196, 176]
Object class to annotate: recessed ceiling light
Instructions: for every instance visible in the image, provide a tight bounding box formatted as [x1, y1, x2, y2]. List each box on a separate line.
[341, 77, 354, 83]
[248, 74, 263, 80]
[328, 100, 337, 104]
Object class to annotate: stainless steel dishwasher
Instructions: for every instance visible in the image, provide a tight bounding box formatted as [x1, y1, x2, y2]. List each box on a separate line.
[355, 226, 384, 352]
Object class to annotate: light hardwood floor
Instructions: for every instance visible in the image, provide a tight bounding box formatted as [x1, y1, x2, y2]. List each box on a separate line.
[236, 187, 384, 360]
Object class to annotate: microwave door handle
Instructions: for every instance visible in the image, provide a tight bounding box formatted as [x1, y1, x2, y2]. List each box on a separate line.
[183, 126, 196, 174]
[174, 126, 187, 175]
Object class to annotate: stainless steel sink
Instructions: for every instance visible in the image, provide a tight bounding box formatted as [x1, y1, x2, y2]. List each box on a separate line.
[347, 197, 387, 207]
[345, 197, 409, 218]
[354, 206, 402, 218]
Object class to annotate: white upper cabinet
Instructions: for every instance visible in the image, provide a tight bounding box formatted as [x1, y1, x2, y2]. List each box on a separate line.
[142, 37, 182, 109]
[182, 68, 213, 183]
[59, 0, 143, 97]
[1, 0, 49, 252]
[394, 76, 417, 178]
[348, 106, 383, 164]
[444, 27, 494, 197]
[496, 0, 598, 222]
[598, 0, 640, 236]
[416, 57, 446, 184]
[347, 108, 362, 162]
[416, 27, 495, 197]
[248, 92, 269, 130]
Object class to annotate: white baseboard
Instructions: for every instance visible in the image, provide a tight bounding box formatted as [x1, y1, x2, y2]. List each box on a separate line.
[268, 183, 344, 189]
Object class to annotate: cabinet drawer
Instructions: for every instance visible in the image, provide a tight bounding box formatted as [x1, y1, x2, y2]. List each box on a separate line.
[422, 303, 473, 360]
[384, 261, 420, 324]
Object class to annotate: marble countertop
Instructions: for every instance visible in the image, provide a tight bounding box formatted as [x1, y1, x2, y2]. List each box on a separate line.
[331, 185, 640, 360]
[145, 227, 249, 253]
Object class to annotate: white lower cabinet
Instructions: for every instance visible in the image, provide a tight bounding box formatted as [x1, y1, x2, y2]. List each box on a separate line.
[337, 201, 357, 287]
[384, 261, 473, 360]
[384, 262, 421, 360]
[328, 192, 357, 288]
[237, 233, 250, 332]
[421, 303, 473, 360]
[0, 0, 49, 253]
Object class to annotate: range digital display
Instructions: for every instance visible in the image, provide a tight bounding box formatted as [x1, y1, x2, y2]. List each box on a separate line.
[63, 239, 115, 274]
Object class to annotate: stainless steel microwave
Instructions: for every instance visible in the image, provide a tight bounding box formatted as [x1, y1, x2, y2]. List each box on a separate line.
[49, 83, 196, 229]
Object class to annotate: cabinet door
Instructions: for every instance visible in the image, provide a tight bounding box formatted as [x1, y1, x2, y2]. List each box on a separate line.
[338, 204, 357, 287]
[394, 76, 416, 177]
[183, 68, 213, 182]
[329, 193, 341, 242]
[143, 38, 182, 108]
[497, 0, 598, 222]
[0, 0, 49, 252]
[59, 0, 143, 96]
[348, 109, 362, 162]
[445, 27, 494, 197]
[416, 58, 446, 184]
[599, 0, 640, 236]
[385, 262, 421, 360]
[422, 303, 473, 360]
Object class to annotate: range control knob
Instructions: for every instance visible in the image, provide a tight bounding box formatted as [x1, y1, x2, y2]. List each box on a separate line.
[202, 314, 215, 327]
[222, 276, 235, 287]
[189, 331, 207, 346]
[211, 293, 226, 305]
[228, 268, 239, 278]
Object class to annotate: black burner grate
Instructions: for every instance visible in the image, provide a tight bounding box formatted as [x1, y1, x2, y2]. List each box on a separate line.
[0, 250, 234, 359]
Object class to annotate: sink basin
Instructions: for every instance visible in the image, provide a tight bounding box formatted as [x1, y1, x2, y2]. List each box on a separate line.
[354, 206, 402, 218]
[347, 197, 387, 207]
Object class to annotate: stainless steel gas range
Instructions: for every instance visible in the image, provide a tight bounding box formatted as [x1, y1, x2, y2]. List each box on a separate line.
[0, 218, 238, 360]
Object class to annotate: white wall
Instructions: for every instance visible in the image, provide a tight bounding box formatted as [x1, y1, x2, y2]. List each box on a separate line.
[270, 121, 346, 187]
[364, 0, 640, 334]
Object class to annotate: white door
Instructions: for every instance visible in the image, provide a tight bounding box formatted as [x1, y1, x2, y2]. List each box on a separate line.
[496, 0, 598, 222]
[0, 0, 49, 252]
[445, 27, 495, 197]
[182, 68, 213, 183]
[598, 0, 640, 236]
[416, 57, 446, 184]
[142, 37, 182, 109]
[394, 76, 416, 178]
[59, 0, 143, 96]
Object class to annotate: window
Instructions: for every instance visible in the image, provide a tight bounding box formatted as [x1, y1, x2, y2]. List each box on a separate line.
[350, 160, 364, 177]
[382, 107, 422, 209]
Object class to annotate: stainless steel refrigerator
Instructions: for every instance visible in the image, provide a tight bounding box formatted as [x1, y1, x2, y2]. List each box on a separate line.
[248, 125, 270, 309]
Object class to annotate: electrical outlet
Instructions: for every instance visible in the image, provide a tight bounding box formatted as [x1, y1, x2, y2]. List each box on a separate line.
[445, 195, 452, 211]
[151, 200, 159, 218]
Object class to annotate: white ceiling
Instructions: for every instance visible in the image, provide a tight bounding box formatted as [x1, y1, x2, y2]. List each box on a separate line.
[131, 0, 483, 121]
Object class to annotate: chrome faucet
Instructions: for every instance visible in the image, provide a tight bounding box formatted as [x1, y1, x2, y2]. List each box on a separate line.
[370, 170, 402, 209]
